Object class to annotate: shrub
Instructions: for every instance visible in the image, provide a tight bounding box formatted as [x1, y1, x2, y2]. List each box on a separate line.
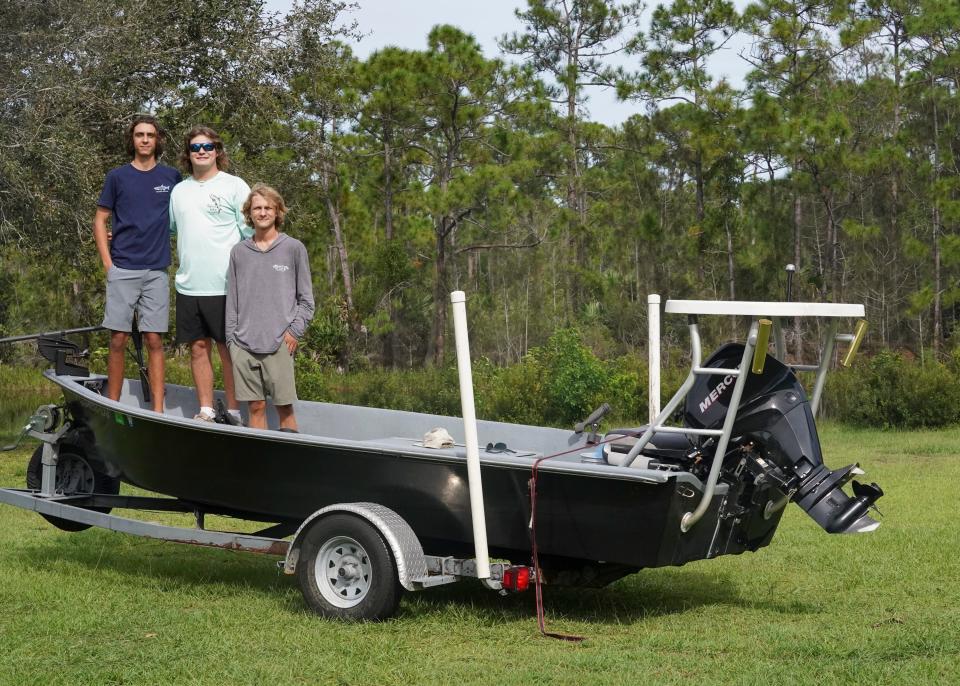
[301, 297, 351, 366]
[905, 362, 960, 427]
[474, 356, 548, 426]
[292, 339, 960, 431]
[534, 329, 609, 426]
[297, 364, 464, 417]
[295, 354, 333, 402]
[824, 351, 960, 429]
[603, 353, 648, 426]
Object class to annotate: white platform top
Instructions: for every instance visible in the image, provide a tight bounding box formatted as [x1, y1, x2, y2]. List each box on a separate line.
[664, 300, 865, 318]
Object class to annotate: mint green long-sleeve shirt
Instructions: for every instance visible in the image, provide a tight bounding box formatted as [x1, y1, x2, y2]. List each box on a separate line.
[169, 171, 252, 296]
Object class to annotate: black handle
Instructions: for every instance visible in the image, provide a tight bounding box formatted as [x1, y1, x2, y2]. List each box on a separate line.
[575, 403, 611, 433]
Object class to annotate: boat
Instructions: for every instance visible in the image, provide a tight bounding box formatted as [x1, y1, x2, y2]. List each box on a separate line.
[0, 296, 885, 620]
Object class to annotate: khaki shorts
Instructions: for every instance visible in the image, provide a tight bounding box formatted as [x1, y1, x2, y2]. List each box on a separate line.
[229, 343, 298, 405]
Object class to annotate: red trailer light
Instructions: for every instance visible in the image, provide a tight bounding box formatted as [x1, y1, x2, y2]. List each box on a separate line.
[501, 565, 531, 592]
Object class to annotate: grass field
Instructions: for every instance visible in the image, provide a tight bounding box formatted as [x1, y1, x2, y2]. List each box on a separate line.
[0, 424, 958, 685]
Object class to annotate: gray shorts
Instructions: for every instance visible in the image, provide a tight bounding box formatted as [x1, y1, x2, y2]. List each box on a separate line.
[102, 267, 170, 333]
[229, 343, 298, 405]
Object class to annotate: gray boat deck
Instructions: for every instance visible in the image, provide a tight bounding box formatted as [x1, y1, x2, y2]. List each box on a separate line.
[51, 373, 700, 485]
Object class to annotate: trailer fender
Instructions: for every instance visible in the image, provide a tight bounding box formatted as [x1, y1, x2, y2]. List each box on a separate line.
[283, 502, 428, 592]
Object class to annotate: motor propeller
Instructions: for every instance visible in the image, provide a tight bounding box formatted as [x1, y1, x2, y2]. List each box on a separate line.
[795, 464, 884, 534]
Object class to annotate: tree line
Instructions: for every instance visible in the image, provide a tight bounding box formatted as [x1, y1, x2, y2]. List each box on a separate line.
[1, 0, 958, 368]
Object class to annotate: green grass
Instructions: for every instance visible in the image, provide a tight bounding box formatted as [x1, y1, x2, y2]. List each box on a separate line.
[0, 425, 958, 685]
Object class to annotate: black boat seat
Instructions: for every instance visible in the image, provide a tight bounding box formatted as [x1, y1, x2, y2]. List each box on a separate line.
[603, 427, 694, 468]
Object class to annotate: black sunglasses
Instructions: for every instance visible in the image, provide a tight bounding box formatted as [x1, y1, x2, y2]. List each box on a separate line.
[485, 442, 516, 454]
[189, 142, 216, 153]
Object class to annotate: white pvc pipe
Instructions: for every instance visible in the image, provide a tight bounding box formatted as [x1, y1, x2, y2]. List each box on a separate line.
[450, 290, 490, 579]
[648, 294, 661, 425]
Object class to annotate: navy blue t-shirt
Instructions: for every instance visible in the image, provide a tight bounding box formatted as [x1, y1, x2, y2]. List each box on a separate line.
[97, 164, 181, 270]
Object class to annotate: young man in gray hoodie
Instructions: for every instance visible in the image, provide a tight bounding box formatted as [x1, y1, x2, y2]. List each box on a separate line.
[225, 184, 314, 431]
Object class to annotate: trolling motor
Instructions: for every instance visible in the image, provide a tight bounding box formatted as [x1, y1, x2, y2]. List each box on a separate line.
[0, 325, 103, 376]
[1, 317, 151, 402]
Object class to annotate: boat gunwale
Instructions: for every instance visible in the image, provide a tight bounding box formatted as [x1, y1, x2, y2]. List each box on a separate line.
[45, 370, 705, 488]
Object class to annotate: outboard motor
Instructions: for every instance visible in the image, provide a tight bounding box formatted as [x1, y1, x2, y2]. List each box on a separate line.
[685, 343, 883, 534]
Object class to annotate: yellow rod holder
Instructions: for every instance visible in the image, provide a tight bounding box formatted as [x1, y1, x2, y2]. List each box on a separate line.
[842, 320, 868, 367]
[751, 319, 772, 374]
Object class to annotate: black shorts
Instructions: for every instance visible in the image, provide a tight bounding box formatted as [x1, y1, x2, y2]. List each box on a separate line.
[175, 293, 227, 344]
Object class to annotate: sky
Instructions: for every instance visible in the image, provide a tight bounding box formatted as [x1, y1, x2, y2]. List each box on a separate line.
[268, 0, 753, 125]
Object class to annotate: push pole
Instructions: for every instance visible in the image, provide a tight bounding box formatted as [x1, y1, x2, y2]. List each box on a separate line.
[450, 291, 490, 579]
[648, 294, 661, 425]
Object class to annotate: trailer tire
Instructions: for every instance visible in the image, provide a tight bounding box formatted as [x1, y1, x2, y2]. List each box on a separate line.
[297, 514, 401, 621]
[26, 445, 120, 532]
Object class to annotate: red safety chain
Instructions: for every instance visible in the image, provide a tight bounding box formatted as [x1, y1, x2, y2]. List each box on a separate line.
[528, 434, 624, 643]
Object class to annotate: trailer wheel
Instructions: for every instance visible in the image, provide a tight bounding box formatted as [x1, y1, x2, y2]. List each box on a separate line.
[26, 445, 120, 532]
[297, 514, 400, 621]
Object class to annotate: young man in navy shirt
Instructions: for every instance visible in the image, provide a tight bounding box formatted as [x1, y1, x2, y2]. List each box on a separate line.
[93, 115, 181, 412]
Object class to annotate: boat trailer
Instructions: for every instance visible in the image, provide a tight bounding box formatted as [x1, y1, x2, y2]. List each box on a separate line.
[0, 402, 535, 621]
[0, 294, 879, 621]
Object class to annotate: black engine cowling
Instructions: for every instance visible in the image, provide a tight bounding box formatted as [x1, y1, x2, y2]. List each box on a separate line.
[684, 343, 882, 534]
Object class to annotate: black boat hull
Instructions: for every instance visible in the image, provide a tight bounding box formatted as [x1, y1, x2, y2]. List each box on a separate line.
[53, 373, 783, 574]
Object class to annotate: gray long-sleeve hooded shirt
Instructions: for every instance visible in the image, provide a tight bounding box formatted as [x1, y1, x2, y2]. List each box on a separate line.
[225, 233, 315, 354]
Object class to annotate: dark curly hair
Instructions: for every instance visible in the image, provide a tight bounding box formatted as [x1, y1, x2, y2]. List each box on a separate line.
[178, 125, 231, 176]
[124, 114, 166, 160]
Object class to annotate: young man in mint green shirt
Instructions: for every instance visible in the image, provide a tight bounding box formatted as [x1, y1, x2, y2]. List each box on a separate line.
[169, 125, 251, 422]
